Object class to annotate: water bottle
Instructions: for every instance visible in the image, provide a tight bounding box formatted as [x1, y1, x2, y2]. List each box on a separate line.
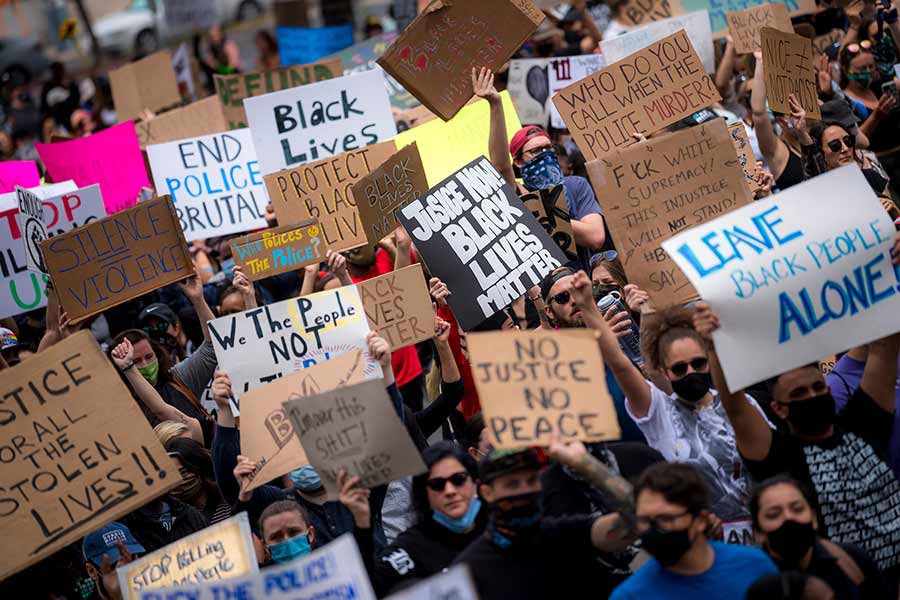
[597, 291, 644, 366]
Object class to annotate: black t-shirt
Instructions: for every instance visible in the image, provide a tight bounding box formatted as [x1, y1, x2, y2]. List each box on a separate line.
[802, 541, 888, 600]
[743, 389, 900, 571]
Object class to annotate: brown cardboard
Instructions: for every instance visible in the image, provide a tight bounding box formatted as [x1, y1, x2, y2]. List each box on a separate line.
[728, 121, 762, 193]
[42, 196, 192, 321]
[377, 0, 543, 121]
[553, 29, 721, 161]
[760, 27, 821, 120]
[240, 350, 367, 492]
[352, 142, 429, 245]
[135, 96, 228, 149]
[283, 379, 427, 500]
[394, 103, 439, 132]
[622, 0, 684, 26]
[812, 29, 843, 55]
[726, 3, 793, 54]
[357, 264, 434, 350]
[214, 59, 343, 129]
[263, 141, 397, 252]
[110, 51, 182, 123]
[519, 184, 577, 264]
[467, 329, 620, 448]
[0, 331, 179, 582]
[586, 119, 753, 308]
[231, 219, 326, 281]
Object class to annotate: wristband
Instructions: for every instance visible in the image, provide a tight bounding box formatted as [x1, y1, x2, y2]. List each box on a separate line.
[122, 362, 135, 372]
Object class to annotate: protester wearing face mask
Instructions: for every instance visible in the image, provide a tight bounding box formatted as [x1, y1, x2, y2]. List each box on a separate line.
[165, 438, 231, 525]
[139, 303, 193, 362]
[750, 475, 888, 598]
[258, 500, 316, 565]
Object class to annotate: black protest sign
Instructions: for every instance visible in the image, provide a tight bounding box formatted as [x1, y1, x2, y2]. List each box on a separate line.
[519, 185, 577, 263]
[396, 157, 566, 331]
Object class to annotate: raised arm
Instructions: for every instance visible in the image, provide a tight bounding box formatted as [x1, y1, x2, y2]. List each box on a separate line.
[859, 233, 900, 411]
[715, 37, 737, 97]
[472, 67, 516, 186]
[231, 266, 258, 310]
[178, 265, 215, 342]
[392, 226, 412, 270]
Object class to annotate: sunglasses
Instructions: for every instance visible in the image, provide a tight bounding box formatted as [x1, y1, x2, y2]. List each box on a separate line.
[668, 357, 709, 378]
[590, 249, 619, 267]
[142, 322, 170, 334]
[548, 290, 572, 305]
[826, 134, 855, 153]
[426, 471, 470, 492]
[846, 40, 872, 54]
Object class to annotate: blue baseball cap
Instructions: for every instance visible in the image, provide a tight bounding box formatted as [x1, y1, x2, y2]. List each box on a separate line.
[82, 522, 145, 565]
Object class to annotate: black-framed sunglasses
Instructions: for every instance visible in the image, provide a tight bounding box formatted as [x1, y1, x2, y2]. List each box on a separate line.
[668, 357, 709, 378]
[143, 322, 169, 334]
[548, 290, 572, 305]
[426, 471, 470, 492]
[826, 134, 855, 153]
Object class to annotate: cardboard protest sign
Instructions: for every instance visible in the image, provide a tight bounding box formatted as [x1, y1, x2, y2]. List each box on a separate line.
[587, 119, 753, 308]
[146, 129, 268, 241]
[0, 331, 178, 582]
[325, 32, 420, 110]
[208, 286, 380, 412]
[214, 59, 342, 129]
[760, 27, 821, 120]
[277, 24, 355, 66]
[240, 350, 368, 491]
[352, 142, 429, 245]
[135, 534, 376, 600]
[547, 56, 607, 128]
[263, 141, 397, 252]
[661, 166, 900, 391]
[0, 160, 39, 192]
[622, 0, 684, 26]
[601, 11, 714, 73]
[230, 219, 326, 281]
[15, 185, 48, 273]
[110, 51, 181, 123]
[162, 0, 217, 29]
[284, 379, 427, 499]
[397, 157, 567, 330]
[377, 0, 544, 121]
[467, 329, 620, 448]
[118, 513, 257, 600]
[244, 70, 397, 176]
[135, 96, 228, 149]
[728, 121, 762, 193]
[679, 0, 816, 36]
[384, 566, 478, 600]
[36, 121, 151, 214]
[813, 29, 843, 55]
[358, 264, 434, 349]
[520, 185, 577, 264]
[726, 3, 793, 54]
[395, 104, 438, 132]
[554, 29, 721, 161]
[42, 196, 192, 322]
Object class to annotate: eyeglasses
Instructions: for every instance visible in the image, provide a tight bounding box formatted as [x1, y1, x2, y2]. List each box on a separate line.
[548, 290, 572, 305]
[846, 40, 872, 54]
[143, 321, 169, 334]
[635, 510, 693, 532]
[426, 471, 470, 492]
[668, 357, 709, 378]
[520, 144, 554, 160]
[826, 134, 855, 153]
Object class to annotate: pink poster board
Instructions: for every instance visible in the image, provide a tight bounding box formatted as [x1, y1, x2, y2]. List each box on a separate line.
[0, 161, 40, 193]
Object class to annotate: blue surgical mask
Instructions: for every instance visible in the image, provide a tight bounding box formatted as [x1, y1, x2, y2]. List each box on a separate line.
[269, 533, 311, 564]
[433, 497, 482, 533]
[289, 465, 323, 492]
[521, 150, 564, 191]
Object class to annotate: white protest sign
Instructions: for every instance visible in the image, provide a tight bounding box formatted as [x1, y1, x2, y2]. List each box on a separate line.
[662, 166, 900, 391]
[384, 565, 478, 600]
[548, 55, 606, 129]
[207, 285, 381, 415]
[147, 129, 269, 241]
[600, 11, 715, 72]
[136, 534, 376, 600]
[244, 70, 397, 176]
[15, 185, 48, 273]
[508, 55, 607, 129]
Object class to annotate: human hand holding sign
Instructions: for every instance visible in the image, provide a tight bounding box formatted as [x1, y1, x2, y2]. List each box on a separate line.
[338, 469, 371, 529]
[429, 277, 451, 306]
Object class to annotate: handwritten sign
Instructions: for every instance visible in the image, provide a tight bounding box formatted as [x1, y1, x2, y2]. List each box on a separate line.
[36, 121, 151, 214]
[726, 3, 793, 54]
[662, 166, 900, 391]
[554, 29, 721, 160]
[284, 378, 427, 499]
[136, 96, 228, 149]
[377, 0, 543, 120]
[384, 565, 478, 600]
[467, 329, 620, 448]
[587, 119, 753, 307]
[214, 59, 342, 129]
[118, 513, 257, 600]
[15, 185, 48, 273]
[679, 0, 815, 36]
[622, 0, 684, 26]
[42, 196, 192, 322]
[263, 142, 396, 252]
[353, 142, 429, 245]
[277, 24, 355, 65]
[0, 331, 178, 582]
[813, 29, 843, 55]
[728, 121, 761, 193]
[230, 220, 326, 281]
[601, 11, 715, 73]
[110, 51, 181, 123]
[520, 185, 577, 264]
[760, 27, 820, 120]
[0, 161, 39, 192]
[240, 350, 368, 491]
[244, 70, 397, 176]
[147, 129, 268, 241]
[358, 264, 434, 349]
[397, 156, 566, 331]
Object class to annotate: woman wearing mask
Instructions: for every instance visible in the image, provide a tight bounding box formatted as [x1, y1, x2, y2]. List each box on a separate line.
[165, 437, 232, 525]
[750, 475, 888, 598]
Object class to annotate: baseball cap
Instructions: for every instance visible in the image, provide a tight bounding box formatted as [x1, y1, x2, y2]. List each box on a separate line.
[139, 303, 178, 327]
[509, 125, 551, 159]
[821, 96, 860, 134]
[479, 447, 547, 483]
[82, 522, 144, 566]
[0, 327, 18, 350]
[540, 266, 577, 301]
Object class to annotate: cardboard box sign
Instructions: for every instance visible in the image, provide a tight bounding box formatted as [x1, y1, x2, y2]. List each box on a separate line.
[586, 119, 753, 308]
[41, 195, 193, 322]
[520, 185, 578, 264]
[352, 142, 429, 245]
[728, 122, 762, 193]
[377, 0, 544, 121]
[760, 27, 821, 120]
[357, 264, 435, 349]
[553, 29, 721, 161]
[0, 331, 179, 582]
[230, 219, 326, 281]
[467, 329, 621, 448]
[726, 3, 793, 54]
[110, 51, 182, 123]
[263, 141, 397, 252]
[135, 96, 228, 149]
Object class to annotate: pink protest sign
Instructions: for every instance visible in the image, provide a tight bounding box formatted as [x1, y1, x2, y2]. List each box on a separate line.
[0, 161, 40, 193]
[35, 122, 150, 214]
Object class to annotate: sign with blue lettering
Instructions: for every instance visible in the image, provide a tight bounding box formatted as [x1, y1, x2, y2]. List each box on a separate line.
[147, 129, 269, 241]
[662, 166, 900, 391]
[244, 70, 397, 176]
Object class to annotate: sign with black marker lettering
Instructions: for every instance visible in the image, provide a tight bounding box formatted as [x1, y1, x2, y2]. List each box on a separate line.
[396, 156, 566, 331]
[760, 27, 821, 120]
[15, 185, 48, 273]
[358, 264, 434, 349]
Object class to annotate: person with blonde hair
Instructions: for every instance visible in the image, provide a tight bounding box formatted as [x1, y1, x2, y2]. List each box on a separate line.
[153, 421, 192, 447]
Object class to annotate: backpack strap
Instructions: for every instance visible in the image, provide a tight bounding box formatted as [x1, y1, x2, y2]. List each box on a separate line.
[819, 539, 864, 586]
[169, 376, 212, 422]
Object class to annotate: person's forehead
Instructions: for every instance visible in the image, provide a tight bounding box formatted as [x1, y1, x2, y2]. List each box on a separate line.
[264, 511, 306, 532]
[775, 366, 823, 396]
[523, 134, 552, 151]
[822, 125, 847, 140]
[636, 489, 685, 516]
[548, 275, 574, 297]
[759, 483, 803, 508]
[591, 264, 614, 282]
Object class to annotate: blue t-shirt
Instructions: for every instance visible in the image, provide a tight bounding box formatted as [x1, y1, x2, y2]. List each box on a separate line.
[561, 175, 603, 270]
[609, 542, 777, 600]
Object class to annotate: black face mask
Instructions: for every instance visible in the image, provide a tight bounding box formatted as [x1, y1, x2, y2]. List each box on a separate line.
[671, 372, 712, 403]
[487, 491, 542, 548]
[786, 393, 835, 436]
[766, 519, 816, 566]
[640, 521, 695, 566]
